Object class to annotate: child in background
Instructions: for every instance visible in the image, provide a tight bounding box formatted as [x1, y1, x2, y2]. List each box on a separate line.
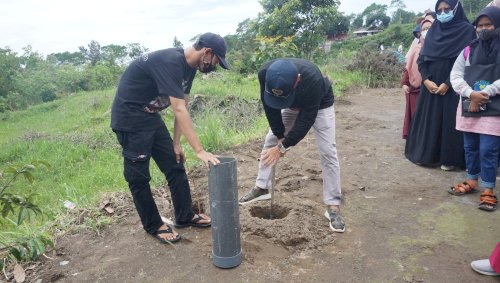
[449, 6, 500, 212]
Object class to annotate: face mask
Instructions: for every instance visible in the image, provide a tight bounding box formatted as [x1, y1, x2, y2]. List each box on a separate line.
[436, 2, 458, 23]
[200, 54, 217, 74]
[437, 11, 454, 23]
[477, 28, 500, 41]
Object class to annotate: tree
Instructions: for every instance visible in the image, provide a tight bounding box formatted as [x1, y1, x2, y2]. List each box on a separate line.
[79, 40, 102, 66]
[49, 51, 85, 66]
[126, 43, 149, 60]
[256, 0, 342, 59]
[462, 0, 491, 19]
[173, 36, 184, 49]
[0, 48, 20, 99]
[362, 3, 391, 28]
[390, 0, 406, 23]
[101, 44, 127, 66]
[325, 13, 350, 37]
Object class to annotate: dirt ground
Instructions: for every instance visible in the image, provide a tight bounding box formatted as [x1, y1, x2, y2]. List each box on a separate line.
[18, 88, 500, 282]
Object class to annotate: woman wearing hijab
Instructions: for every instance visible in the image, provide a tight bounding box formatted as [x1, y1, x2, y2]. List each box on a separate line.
[448, 6, 500, 212]
[405, 0, 476, 170]
[401, 19, 434, 139]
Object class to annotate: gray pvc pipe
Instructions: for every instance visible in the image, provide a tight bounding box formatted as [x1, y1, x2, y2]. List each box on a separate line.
[208, 156, 243, 268]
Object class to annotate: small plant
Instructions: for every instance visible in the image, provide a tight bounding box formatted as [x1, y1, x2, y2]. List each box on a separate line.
[0, 160, 53, 271]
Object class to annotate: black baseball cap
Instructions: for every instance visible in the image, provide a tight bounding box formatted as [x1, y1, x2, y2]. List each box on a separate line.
[264, 60, 299, 109]
[197, 32, 230, 69]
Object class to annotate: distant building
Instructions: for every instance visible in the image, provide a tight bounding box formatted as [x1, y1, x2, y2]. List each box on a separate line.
[353, 27, 383, 37]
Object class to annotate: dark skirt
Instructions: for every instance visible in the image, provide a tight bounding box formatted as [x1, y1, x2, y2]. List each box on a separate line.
[405, 86, 465, 168]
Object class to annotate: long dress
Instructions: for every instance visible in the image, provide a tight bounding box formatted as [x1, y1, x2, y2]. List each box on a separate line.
[401, 68, 420, 139]
[404, 57, 465, 168]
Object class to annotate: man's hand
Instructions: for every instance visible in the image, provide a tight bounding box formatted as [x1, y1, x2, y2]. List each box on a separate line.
[424, 79, 438, 94]
[173, 143, 185, 164]
[436, 83, 449, 95]
[196, 150, 220, 167]
[261, 146, 282, 167]
[402, 85, 410, 94]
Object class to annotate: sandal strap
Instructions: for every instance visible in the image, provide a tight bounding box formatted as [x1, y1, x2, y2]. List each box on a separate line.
[451, 181, 475, 193]
[155, 226, 173, 235]
[480, 193, 498, 204]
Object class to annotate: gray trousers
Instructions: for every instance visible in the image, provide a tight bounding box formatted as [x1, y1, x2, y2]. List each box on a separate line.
[255, 105, 342, 206]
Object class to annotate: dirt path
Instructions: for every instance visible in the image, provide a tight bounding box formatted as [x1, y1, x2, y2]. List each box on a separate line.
[30, 88, 500, 283]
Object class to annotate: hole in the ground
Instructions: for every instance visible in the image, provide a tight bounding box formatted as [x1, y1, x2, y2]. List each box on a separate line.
[249, 205, 290, 220]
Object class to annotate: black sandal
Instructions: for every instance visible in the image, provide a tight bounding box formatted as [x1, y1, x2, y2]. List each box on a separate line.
[174, 214, 211, 228]
[153, 226, 181, 244]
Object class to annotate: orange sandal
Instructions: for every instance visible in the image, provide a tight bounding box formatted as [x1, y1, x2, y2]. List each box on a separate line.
[479, 192, 497, 212]
[448, 181, 478, 196]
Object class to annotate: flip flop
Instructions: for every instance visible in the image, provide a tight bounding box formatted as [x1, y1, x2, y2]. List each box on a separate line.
[174, 214, 211, 228]
[153, 226, 181, 244]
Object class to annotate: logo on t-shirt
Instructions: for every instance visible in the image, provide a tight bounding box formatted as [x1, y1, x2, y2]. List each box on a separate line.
[143, 96, 170, 113]
[142, 53, 149, 62]
[473, 80, 490, 91]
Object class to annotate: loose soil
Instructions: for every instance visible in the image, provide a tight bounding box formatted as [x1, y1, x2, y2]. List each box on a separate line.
[19, 89, 500, 282]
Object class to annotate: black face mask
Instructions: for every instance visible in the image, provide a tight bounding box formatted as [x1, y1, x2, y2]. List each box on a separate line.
[200, 54, 217, 73]
[477, 27, 500, 41]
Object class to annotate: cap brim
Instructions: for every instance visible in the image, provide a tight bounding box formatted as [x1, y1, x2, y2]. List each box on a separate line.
[216, 55, 230, 70]
[264, 88, 295, 110]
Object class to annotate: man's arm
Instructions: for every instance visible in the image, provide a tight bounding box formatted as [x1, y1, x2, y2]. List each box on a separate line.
[170, 96, 219, 166]
[172, 95, 189, 163]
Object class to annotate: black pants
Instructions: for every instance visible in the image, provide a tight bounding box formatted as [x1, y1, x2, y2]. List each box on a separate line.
[114, 124, 194, 234]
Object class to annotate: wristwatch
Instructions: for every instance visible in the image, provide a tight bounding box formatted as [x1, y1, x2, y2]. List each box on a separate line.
[277, 143, 289, 155]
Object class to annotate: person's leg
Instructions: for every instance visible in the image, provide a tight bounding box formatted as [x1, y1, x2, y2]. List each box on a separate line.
[449, 132, 480, 195]
[490, 242, 500, 274]
[114, 130, 164, 235]
[471, 242, 500, 276]
[239, 108, 299, 204]
[464, 132, 481, 182]
[255, 108, 299, 190]
[312, 104, 345, 233]
[312, 105, 342, 207]
[151, 124, 203, 224]
[478, 134, 500, 211]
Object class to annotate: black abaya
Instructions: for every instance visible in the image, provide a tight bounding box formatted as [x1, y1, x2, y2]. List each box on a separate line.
[405, 57, 465, 168]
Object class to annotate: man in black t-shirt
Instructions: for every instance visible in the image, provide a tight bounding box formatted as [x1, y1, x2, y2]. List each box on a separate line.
[238, 59, 345, 233]
[111, 33, 229, 244]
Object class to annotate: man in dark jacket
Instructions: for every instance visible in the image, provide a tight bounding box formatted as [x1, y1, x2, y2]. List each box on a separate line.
[111, 33, 228, 244]
[239, 59, 345, 233]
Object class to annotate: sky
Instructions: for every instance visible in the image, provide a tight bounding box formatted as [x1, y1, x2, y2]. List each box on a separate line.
[0, 0, 437, 56]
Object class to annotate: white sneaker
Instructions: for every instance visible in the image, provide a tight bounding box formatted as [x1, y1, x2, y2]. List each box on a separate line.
[471, 259, 499, 276]
[441, 165, 455, 171]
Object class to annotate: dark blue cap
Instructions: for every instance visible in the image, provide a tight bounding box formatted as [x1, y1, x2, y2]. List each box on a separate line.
[413, 24, 421, 38]
[264, 60, 299, 109]
[197, 32, 230, 69]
